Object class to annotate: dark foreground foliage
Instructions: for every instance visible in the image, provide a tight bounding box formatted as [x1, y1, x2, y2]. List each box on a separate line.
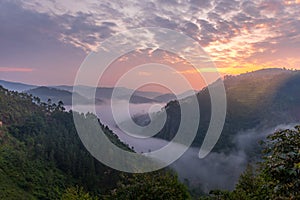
[201, 126, 300, 200]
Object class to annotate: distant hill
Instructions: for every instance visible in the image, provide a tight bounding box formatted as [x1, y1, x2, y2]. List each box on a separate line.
[27, 86, 103, 105]
[55, 85, 165, 104]
[153, 93, 177, 102]
[54, 85, 163, 99]
[0, 79, 37, 92]
[153, 90, 198, 102]
[0, 80, 176, 104]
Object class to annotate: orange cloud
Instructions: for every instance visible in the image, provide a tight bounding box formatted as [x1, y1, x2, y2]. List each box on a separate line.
[138, 71, 152, 76]
[284, 0, 300, 5]
[0, 67, 34, 72]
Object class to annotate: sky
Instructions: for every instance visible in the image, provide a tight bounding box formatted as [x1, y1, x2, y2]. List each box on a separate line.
[0, 0, 300, 91]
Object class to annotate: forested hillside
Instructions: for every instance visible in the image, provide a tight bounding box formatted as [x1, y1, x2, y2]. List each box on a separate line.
[154, 68, 300, 152]
[0, 86, 190, 199]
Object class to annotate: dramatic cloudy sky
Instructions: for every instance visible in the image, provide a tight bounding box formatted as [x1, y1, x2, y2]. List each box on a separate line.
[0, 0, 300, 89]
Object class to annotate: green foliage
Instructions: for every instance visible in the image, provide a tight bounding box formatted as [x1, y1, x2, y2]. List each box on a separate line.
[106, 171, 191, 200]
[216, 126, 300, 200]
[261, 126, 300, 199]
[0, 85, 190, 199]
[0, 86, 42, 125]
[61, 186, 98, 200]
[200, 126, 300, 200]
[228, 165, 270, 200]
[155, 69, 300, 153]
[0, 134, 66, 200]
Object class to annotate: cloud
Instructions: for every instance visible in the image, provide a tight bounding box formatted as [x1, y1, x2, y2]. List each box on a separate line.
[260, 0, 285, 16]
[0, 0, 86, 85]
[189, 0, 212, 10]
[1, 0, 300, 85]
[14, 0, 299, 60]
[57, 13, 118, 51]
[138, 71, 152, 76]
[0, 67, 34, 72]
[171, 123, 298, 192]
[241, 1, 261, 17]
[214, 0, 241, 14]
[182, 22, 200, 40]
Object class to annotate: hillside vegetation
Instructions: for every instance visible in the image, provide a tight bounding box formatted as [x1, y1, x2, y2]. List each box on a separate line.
[0, 85, 190, 199]
[154, 68, 300, 152]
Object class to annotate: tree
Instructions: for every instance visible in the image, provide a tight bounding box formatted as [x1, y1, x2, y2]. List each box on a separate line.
[57, 100, 65, 111]
[106, 171, 191, 200]
[208, 126, 300, 200]
[230, 164, 270, 200]
[61, 186, 98, 200]
[261, 126, 300, 199]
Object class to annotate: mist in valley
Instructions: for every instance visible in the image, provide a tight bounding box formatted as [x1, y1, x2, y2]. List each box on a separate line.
[69, 101, 297, 193]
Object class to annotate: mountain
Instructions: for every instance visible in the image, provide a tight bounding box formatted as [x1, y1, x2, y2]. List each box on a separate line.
[55, 85, 163, 99]
[134, 90, 163, 99]
[153, 90, 198, 102]
[153, 93, 177, 102]
[26, 86, 103, 105]
[0, 80, 171, 104]
[128, 94, 161, 104]
[149, 68, 300, 152]
[0, 79, 37, 92]
[55, 85, 164, 104]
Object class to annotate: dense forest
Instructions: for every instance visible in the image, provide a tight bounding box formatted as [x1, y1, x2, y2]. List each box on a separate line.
[0, 85, 190, 199]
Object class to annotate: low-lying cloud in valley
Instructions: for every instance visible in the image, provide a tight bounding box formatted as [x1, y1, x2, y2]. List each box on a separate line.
[76, 99, 298, 192]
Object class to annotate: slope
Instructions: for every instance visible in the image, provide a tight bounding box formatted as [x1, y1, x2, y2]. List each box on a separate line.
[0, 85, 190, 199]
[152, 68, 300, 152]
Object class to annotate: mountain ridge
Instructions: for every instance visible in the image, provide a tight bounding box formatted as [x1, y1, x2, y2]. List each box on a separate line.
[148, 68, 300, 153]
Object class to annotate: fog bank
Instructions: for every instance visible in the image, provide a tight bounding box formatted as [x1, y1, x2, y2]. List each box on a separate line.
[68, 102, 297, 192]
